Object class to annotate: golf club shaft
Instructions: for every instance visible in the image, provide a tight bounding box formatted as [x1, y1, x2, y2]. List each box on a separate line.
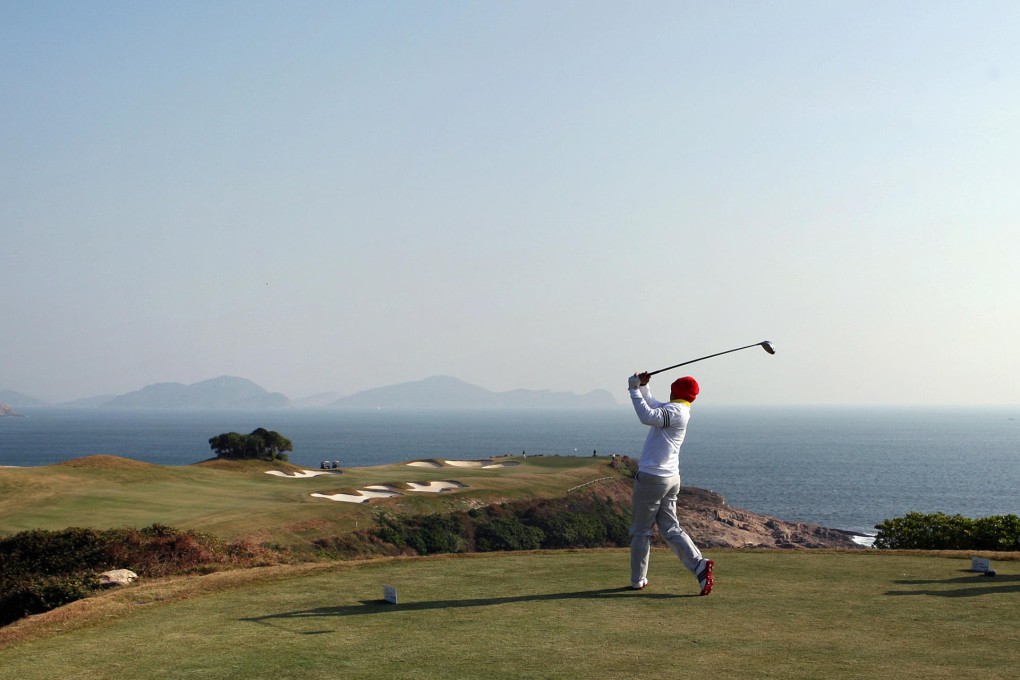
[646, 342, 769, 376]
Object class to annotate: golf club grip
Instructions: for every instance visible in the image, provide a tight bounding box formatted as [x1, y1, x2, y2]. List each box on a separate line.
[646, 362, 692, 377]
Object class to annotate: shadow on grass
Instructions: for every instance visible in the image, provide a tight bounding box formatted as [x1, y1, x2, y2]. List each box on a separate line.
[242, 587, 689, 629]
[886, 573, 1020, 598]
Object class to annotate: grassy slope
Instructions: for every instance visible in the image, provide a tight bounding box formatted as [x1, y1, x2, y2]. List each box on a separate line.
[0, 550, 1017, 679]
[0, 455, 621, 546]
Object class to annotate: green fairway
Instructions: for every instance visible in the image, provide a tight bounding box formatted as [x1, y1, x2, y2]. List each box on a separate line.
[1, 550, 1016, 679]
[0, 455, 621, 546]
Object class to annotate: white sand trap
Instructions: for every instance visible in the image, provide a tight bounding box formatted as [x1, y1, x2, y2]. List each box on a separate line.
[482, 461, 521, 469]
[404, 481, 466, 492]
[407, 460, 443, 468]
[265, 470, 335, 478]
[311, 489, 400, 503]
[442, 459, 486, 467]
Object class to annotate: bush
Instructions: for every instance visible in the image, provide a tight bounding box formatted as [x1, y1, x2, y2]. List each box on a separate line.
[312, 533, 405, 560]
[522, 496, 631, 549]
[874, 512, 1020, 550]
[971, 514, 1020, 551]
[361, 492, 631, 557]
[371, 512, 469, 556]
[0, 525, 288, 627]
[0, 527, 118, 577]
[0, 574, 100, 626]
[475, 517, 544, 552]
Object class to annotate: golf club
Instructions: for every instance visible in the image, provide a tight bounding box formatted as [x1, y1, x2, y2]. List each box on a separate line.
[646, 340, 776, 377]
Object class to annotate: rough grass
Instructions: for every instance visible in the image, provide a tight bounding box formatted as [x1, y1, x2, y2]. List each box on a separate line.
[0, 550, 1016, 679]
[53, 455, 161, 470]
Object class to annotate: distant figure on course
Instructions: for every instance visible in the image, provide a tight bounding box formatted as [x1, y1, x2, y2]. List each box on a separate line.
[626, 371, 713, 595]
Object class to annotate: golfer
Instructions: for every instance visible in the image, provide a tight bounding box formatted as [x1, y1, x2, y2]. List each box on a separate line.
[627, 372, 713, 595]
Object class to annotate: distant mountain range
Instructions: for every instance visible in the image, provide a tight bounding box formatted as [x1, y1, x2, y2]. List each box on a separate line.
[0, 390, 48, 408]
[0, 376, 618, 410]
[327, 375, 616, 409]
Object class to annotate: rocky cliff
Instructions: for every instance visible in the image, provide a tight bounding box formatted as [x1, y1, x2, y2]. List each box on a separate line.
[600, 458, 862, 549]
[673, 485, 862, 549]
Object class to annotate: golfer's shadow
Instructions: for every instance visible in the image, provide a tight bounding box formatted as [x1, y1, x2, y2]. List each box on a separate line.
[885, 573, 1019, 598]
[242, 586, 686, 628]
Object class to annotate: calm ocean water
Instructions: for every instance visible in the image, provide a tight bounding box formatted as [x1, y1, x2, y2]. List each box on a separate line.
[2, 406, 1018, 535]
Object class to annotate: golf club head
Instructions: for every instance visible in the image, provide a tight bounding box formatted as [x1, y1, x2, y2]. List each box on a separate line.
[760, 341, 776, 355]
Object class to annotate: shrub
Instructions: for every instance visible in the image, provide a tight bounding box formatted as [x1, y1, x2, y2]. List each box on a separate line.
[0, 527, 117, 577]
[371, 513, 468, 556]
[0, 574, 100, 626]
[874, 512, 1020, 550]
[971, 514, 1020, 551]
[312, 533, 406, 559]
[362, 492, 631, 557]
[521, 496, 631, 549]
[0, 524, 288, 627]
[475, 517, 544, 552]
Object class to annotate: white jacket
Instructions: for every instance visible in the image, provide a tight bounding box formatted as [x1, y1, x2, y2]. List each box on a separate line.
[629, 384, 691, 477]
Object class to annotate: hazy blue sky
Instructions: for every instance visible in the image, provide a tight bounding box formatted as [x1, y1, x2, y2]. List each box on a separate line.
[3, 2, 1019, 406]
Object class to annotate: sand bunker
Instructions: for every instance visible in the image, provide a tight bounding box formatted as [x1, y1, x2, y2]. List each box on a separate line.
[311, 489, 401, 503]
[407, 459, 521, 469]
[440, 460, 518, 471]
[404, 480, 465, 492]
[310, 480, 468, 503]
[265, 470, 336, 478]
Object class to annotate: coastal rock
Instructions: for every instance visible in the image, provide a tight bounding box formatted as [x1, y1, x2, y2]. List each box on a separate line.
[99, 569, 138, 587]
[0, 403, 22, 417]
[676, 486, 861, 549]
[595, 470, 861, 549]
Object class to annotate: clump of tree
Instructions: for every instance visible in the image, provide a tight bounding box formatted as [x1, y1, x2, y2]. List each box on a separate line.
[874, 512, 1020, 550]
[208, 428, 292, 461]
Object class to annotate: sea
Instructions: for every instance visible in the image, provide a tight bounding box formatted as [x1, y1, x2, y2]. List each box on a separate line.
[2, 406, 1018, 537]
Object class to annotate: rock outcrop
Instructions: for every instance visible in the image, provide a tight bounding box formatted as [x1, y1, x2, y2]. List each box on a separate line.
[99, 569, 138, 587]
[675, 486, 862, 549]
[597, 464, 862, 550]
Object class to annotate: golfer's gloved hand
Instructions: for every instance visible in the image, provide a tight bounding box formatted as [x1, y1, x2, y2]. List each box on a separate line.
[638, 372, 650, 386]
[628, 374, 641, 389]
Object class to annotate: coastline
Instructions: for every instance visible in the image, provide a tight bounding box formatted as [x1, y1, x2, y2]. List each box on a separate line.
[2, 406, 1017, 538]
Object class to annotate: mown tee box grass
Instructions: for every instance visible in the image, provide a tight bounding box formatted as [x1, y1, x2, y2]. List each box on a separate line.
[1, 550, 1017, 679]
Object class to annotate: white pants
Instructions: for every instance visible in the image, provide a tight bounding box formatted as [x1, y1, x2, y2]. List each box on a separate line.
[630, 471, 704, 585]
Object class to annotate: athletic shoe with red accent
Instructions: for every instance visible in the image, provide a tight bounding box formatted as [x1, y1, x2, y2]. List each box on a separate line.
[631, 578, 648, 590]
[697, 559, 714, 596]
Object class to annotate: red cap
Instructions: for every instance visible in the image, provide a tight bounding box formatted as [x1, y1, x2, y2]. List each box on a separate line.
[670, 376, 699, 402]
